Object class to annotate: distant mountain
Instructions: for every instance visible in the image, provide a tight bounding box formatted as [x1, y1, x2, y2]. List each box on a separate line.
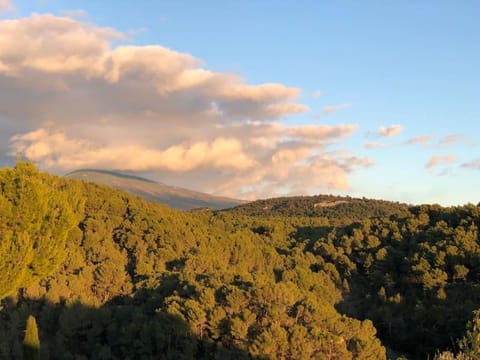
[65, 169, 244, 210]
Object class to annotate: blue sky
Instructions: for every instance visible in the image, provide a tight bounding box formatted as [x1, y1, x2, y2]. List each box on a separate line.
[1, 1, 479, 205]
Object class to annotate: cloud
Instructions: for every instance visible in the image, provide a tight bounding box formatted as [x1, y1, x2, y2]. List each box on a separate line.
[0, 14, 307, 122]
[363, 142, 385, 149]
[425, 154, 458, 170]
[59, 9, 88, 19]
[10, 129, 256, 172]
[0, 0, 13, 13]
[461, 159, 480, 170]
[1, 14, 371, 199]
[312, 90, 323, 98]
[322, 103, 351, 114]
[211, 151, 374, 199]
[438, 134, 468, 147]
[377, 124, 403, 137]
[406, 135, 432, 144]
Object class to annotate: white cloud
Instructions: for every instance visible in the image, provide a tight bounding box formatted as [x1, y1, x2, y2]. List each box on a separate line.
[10, 129, 256, 172]
[407, 135, 432, 144]
[425, 154, 458, 170]
[377, 124, 403, 137]
[322, 103, 351, 115]
[1, 14, 372, 199]
[312, 90, 323, 98]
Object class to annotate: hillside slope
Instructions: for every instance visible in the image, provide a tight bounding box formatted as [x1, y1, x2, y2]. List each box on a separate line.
[0, 164, 386, 359]
[231, 194, 409, 221]
[65, 169, 243, 210]
[3, 164, 480, 359]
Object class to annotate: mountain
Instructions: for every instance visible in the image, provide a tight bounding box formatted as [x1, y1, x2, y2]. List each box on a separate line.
[65, 169, 244, 210]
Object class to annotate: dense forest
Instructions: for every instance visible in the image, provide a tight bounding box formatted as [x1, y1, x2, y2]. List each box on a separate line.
[1, 163, 480, 359]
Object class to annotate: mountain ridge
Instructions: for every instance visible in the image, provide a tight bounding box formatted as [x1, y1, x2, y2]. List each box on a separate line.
[65, 169, 244, 210]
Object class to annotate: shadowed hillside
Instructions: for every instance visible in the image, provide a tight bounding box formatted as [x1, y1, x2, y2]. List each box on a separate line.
[65, 169, 244, 210]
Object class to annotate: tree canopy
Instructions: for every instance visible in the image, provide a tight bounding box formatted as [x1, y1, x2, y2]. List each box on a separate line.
[1, 163, 480, 359]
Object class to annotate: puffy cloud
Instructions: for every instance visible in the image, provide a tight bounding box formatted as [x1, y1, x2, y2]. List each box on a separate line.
[377, 124, 403, 137]
[312, 90, 323, 98]
[407, 135, 432, 144]
[0, 15, 307, 123]
[0, 15, 122, 73]
[9, 121, 368, 198]
[425, 154, 458, 170]
[10, 129, 256, 171]
[322, 103, 351, 114]
[1, 14, 371, 198]
[210, 151, 374, 199]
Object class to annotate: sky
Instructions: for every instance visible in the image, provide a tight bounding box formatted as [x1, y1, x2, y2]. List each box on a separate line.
[0, 1, 479, 205]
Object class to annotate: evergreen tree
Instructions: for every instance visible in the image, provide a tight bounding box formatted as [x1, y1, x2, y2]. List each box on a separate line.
[458, 310, 480, 359]
[23, 315, 40, 360]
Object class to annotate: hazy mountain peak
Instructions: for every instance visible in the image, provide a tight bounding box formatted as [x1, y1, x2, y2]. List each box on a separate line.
[65, 169, 244, 210]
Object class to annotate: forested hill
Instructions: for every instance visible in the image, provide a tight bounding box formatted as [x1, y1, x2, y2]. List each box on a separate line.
[232, 194, 409, 221]
[65, 169, 243, 210]
[2, 163, 480, 359]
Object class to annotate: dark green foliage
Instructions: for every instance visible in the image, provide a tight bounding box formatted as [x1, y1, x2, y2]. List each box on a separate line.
[297, 204, 480, 358]
[23, 315, 40, 360]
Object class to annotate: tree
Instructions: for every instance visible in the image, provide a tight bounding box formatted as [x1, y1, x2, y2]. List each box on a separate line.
[458, 310, 480, 359]
[23, 315, 40, 360]
[0, 162, 80, 299]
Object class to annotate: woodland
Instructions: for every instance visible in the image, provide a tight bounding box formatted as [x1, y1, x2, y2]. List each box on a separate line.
[2, 162, 480, 359]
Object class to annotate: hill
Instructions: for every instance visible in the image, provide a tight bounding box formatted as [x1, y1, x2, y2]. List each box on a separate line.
[65, 169, 244, 210]
[231, 194, 409, 221]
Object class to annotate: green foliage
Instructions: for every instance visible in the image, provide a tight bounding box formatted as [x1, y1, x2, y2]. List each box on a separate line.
[0, 165, 387, 359]
[231, 194, 408, 222]
[4, 164, 480, 359]
[0, 162, 80, 299]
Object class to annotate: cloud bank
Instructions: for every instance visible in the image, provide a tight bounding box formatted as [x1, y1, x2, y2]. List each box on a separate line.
[1, 14, 372, 198]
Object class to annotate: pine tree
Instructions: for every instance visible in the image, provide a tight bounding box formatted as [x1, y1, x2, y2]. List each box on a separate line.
[23, 315, 40, 360]
[0, 162, 80, 299]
